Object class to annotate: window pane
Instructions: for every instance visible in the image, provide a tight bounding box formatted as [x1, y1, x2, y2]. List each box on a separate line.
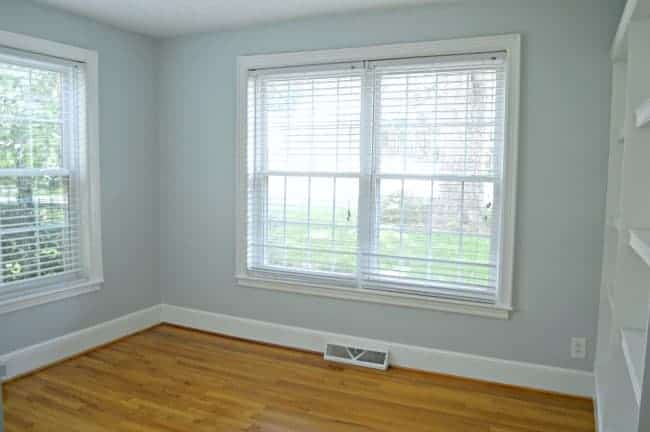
[0, 60, 64, 169]
[0, 123, 28, 169]
[369, 177, 496, 291]
[332, 178, 358, 274]
[374, 68, 502, 177]
[261, 176, 358, 275]
[0, 175, 79, 284]
[31, 122, 63, 168]
[0, 62, 30, 117]
[267, 175, 285, 221]
[29, 68, 62, 121]
[251, 71, 362, 173]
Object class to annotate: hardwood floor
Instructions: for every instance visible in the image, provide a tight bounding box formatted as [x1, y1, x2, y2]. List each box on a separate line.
[3, 324, 595, 431]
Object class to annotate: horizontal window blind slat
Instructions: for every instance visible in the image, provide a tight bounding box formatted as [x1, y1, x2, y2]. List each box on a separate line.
[0, 268, 85, 291]
[0, 209, 79, 220]
[249, 243, 357, 255]
[363, 251, 495, 268]
[0, 240, 80, 253]
[254, 171, 361, 178]
[364, 267, 496, 285]
[0, 224, 81, 236]
[364, 283, 495, 304]
[1, 252, 82, 269]
[0, 168, 70, 177]
[2, 257, 83, 273]
[364, 269, 495, 286]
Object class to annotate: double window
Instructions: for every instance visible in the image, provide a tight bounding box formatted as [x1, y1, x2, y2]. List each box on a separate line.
[238, 36, 519, 317]
[0, 32, 102, 314]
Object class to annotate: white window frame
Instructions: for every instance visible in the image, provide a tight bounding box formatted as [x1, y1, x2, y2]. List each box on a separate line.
[235, 34, 520, 319]
[0, 30, 103, 315]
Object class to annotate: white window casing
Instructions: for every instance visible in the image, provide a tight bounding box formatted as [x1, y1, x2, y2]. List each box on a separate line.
[236, 35, 520, 319]
[0, 30, 103, 315]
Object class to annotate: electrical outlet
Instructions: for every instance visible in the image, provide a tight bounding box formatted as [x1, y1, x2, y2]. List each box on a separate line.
[571, 337, 587, 359]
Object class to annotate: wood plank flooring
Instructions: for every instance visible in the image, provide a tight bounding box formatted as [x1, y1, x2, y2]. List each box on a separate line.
[3, 324, 595, 431]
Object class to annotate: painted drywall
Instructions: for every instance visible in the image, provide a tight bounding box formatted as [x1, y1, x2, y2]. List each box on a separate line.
[0, 0, 623, 373]
[158, 0, 623, 371]
[0, 0, 160, 354]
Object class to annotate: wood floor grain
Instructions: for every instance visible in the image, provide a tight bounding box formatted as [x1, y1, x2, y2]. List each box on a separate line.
[3, 324, 595, 431]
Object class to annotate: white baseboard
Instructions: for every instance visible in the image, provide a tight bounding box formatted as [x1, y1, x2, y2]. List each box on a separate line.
[160, 304, 594, 397]
[594, 375, 604, 432]
[0, 305, 161, 380]
[0, 303, 594, 398]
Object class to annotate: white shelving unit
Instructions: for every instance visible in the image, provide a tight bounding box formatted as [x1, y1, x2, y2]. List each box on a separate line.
[635, 99, 650, 128]
[622, 327, 645, 403]
[594, 0, 650, 430]
[607, 283, 616, 315]
[629, 230, 650, 267]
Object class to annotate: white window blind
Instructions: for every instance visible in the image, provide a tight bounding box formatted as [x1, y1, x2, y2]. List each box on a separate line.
[246, 51, 507, 303]
[0, 48, 86, 296]
[247, 65, 363, 285]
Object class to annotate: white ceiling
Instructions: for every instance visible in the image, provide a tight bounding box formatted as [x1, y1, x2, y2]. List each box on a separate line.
[33, 0, 448, 38]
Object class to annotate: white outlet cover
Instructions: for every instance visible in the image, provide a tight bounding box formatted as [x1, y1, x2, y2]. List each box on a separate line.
[571, 337, 587, 359]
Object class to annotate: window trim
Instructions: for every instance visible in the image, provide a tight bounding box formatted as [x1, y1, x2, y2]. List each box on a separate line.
[235, 34, 520, 319]
[0, 30, 103, 315]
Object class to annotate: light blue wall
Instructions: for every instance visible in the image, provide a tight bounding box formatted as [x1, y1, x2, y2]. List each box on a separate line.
[0, 0, 160, 354]
[158, 0, 623, 371]
[0, 0, 624, 372]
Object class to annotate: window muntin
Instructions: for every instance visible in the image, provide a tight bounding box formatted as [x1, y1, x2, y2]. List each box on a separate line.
[246, 52, 508, 304]
[0, 48, 86, 295]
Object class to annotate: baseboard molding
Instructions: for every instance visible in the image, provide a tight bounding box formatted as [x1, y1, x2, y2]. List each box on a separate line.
[0, 303, 594, 398]
[0, 305, 161, 380]
[594, 375, 604, 432]
[160, 304, 595, 398]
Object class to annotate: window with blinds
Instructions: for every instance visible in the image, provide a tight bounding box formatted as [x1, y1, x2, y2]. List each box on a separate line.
[247, 66, 363, 284]
[0, 47, 87, 297]
[244, 48, 512, 305]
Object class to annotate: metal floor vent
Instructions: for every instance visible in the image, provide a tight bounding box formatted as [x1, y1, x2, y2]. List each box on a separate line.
[324, 344, 389, 370]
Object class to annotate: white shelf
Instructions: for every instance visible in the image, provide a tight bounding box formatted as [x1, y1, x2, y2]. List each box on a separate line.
[636, 98, 650, 128]
[608, 283, 616, 315]
[598, 2, 650, 429]
[629, 229, 650, 267]
[621, 327, 646, 404]
[610, 0, 638, 60]
[607, 217, 624, 232]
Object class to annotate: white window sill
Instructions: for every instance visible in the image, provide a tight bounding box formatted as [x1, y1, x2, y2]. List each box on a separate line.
[236, 274, 511, 319]
[0, 279, 104, 316]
